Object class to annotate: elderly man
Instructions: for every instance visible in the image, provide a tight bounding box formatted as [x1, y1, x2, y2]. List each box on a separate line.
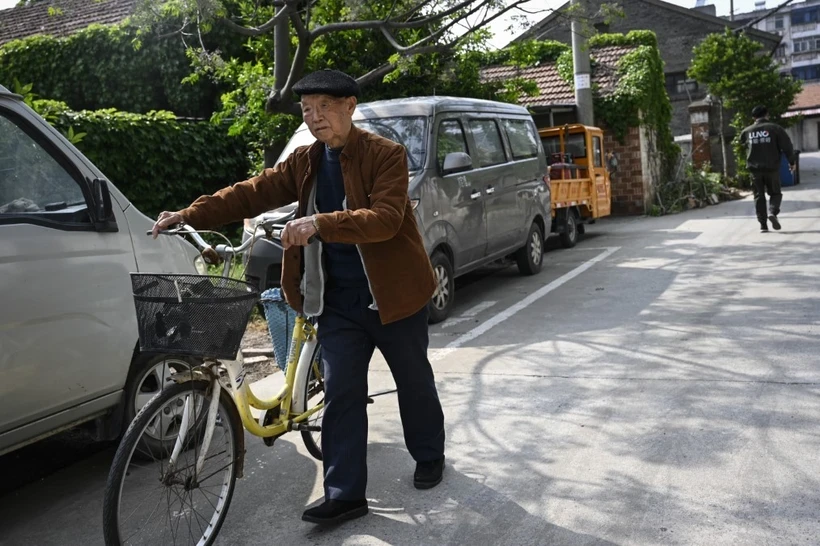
[152, 69, 446, 525]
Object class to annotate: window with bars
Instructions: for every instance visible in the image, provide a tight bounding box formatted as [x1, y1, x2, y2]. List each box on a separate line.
[666, 72, 698, 96]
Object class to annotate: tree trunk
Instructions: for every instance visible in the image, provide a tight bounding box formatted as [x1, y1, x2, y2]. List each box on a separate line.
[266, 6, 292, 168]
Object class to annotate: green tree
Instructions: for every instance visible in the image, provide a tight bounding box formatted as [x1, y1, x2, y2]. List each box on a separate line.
[688, 28, 802, 183]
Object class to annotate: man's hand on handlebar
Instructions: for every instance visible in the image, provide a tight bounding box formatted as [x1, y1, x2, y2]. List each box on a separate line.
[281, 216, 318, 249]
[152, 211, 184, 239]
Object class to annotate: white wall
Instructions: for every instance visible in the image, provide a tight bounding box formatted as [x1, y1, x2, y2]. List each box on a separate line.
[786, 116, 820, 152]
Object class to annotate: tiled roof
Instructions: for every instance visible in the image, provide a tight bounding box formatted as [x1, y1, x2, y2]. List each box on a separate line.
[480, 45, 634, 108]
[513, 0, 780, 49]
[788, 82, 820, 112]
[0, 0, 135, 46]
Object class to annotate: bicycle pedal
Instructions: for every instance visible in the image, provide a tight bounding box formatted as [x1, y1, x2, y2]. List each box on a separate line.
[263, 436, 276, 447]
[294, 423, 322, 432]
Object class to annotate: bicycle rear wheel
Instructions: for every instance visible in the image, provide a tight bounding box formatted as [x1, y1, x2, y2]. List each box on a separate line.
[103, 380, 243, 546]
[299, 344, 325, 461]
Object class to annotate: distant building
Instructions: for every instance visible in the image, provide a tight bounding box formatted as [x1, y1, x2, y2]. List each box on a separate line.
[513, 0, 781, 137]
[731, 0, 820, 82]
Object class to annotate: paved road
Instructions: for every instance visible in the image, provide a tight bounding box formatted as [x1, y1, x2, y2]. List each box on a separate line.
[3, 155, 820, 545]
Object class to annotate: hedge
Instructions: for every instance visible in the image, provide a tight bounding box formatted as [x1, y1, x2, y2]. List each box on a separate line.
[35, 100, 252, 219]
[0, 25, 224, 117]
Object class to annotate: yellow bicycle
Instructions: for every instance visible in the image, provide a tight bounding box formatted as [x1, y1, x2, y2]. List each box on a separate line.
[102, 223, 325, 545]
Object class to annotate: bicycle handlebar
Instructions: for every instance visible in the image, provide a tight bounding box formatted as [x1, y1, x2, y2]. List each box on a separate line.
[148, 221, 287, 278]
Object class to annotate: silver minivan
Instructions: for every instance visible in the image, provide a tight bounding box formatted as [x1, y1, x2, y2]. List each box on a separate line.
[244, 96, 551, 322]
[0, 84, 204, 455]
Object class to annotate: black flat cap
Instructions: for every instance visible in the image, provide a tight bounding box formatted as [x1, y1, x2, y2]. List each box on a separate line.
[293, 69, 360, 98]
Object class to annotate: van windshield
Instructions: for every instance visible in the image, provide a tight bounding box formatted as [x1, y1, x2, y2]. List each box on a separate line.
[541, 133, 587, 163]
[276, 117, 428, 172]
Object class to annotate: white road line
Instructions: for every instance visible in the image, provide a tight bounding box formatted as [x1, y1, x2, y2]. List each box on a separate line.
[441, 300, 498, 328]
[430, 247, 620, 362]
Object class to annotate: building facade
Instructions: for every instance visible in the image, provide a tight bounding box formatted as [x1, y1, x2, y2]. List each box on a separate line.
[514, 0, 781, 138]
[732, 0, 820, 81]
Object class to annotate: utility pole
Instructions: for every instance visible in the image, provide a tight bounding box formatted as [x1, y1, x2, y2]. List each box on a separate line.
[571, 0, 594, 126]
[731, 0, 734, 21]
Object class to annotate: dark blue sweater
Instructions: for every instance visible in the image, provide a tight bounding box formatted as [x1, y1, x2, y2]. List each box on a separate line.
[316, 145, 368, 288]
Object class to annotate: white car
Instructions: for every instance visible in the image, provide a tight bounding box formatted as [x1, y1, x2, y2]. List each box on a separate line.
[0, 84, 206, 455]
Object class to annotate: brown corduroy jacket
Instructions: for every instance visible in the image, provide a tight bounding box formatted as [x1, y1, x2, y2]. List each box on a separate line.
[178, 125, 436, 325]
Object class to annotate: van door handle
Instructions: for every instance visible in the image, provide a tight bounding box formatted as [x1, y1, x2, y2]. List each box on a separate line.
[470, 191, 482, 200]
[486, 186, 495, 195]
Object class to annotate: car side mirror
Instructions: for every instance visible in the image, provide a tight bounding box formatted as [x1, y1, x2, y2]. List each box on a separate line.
[90, 178, 117, 232]
[441, 152, 473, 176]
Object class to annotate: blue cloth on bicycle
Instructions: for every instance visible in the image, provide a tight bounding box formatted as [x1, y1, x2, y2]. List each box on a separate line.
[316, 145, 368, 289]
[260, 287, 296, 372]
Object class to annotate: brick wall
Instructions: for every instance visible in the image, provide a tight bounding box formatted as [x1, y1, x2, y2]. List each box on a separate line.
[603, 125, 646, 215]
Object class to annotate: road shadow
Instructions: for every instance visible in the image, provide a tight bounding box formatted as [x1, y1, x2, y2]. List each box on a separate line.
[0, 435, 317, 546]
[297, 443, 620, 546]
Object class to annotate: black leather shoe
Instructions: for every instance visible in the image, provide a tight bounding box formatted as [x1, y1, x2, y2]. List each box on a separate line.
[414, 456, 445, 489]
[301, 499, 368, 525]
[768, 215, 781, 230]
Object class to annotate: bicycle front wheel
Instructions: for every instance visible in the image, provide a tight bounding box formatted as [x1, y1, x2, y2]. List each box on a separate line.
[103, 380, 243, 546]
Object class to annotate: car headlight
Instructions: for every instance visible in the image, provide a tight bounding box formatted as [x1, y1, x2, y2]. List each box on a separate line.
[194, 255, 209, 275]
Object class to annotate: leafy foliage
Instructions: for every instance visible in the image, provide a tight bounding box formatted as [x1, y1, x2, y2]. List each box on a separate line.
[580, 31, 679, 180]
[32, 100, 251, 219]
[0, 24, 226, 117]
[653, 163, 744, 215]
[688, 29, 802, 184]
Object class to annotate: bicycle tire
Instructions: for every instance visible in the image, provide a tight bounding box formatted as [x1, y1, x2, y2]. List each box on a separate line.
[103, 380, 243, 546]
[298, 343, 325, 461]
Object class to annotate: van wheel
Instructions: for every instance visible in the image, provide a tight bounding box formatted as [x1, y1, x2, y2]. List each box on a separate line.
[560, 210, 579, 248]
[515, 223, 544, 275]
[428, 251, 454, 324]
[123, 354, 199, 450]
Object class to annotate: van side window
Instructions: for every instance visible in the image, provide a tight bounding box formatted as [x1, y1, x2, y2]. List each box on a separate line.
[468, 119, 507, 167]
[0, 114, 85, 215]
[503, 119, 539, 160]
[593, 136, 603, 167]
[437, 119, 468, 174]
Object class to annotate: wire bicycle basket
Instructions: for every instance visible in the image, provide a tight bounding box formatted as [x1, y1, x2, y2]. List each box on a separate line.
[131, 273, 258, 360]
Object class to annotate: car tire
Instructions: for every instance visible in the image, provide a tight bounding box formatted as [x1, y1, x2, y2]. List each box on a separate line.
[427, 251, 455, 324]
[122, 354, 200, 450]
[560, 210, 579, 248]
[515, 222, 544, 276]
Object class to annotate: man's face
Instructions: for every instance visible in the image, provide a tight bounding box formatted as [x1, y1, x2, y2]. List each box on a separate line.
[301, 94, 357, 148]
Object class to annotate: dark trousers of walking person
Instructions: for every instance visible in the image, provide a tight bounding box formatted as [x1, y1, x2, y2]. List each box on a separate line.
[317, 284, 445, 501]
[751, 170, 783, 224]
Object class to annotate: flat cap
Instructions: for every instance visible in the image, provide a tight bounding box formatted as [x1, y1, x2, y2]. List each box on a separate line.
[293, 69, 360, 98]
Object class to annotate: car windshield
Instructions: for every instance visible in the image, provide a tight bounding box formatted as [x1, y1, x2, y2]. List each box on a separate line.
[542, 133, 587, 162]
[276, 116, 428, 172]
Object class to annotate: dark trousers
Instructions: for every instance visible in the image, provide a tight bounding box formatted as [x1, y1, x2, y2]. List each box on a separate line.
[317, 286, 445, 501]
[751, 170, 783, 224]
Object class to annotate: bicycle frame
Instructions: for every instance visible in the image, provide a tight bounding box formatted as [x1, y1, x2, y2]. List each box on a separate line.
[157, 222, 325, 473]
[220, 314, 324, 438]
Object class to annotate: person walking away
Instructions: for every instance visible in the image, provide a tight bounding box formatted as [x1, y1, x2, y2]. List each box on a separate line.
[739, 105, 796, 232]
[151, 69, 446, 526]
